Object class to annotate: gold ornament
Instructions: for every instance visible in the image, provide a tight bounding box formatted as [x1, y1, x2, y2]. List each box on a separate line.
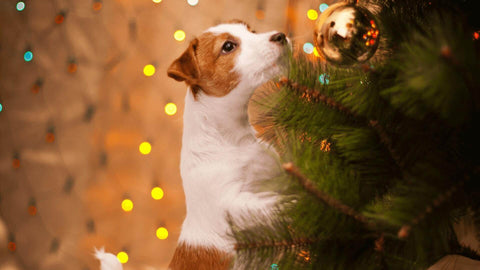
[314, 2, 380, 66]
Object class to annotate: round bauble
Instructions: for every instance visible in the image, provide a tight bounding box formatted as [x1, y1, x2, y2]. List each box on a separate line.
[314, 2, 380, 66]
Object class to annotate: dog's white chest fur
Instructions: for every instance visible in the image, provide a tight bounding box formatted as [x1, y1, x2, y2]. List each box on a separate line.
[178, 86, 279, 252]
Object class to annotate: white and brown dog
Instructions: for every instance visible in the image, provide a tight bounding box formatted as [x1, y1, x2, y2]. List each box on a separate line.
[96, 20, 289, 270]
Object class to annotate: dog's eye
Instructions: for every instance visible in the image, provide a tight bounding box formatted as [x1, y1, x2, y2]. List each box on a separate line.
[221, 41, 237, 54]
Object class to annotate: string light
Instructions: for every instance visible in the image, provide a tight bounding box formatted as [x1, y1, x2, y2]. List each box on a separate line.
[303, 43, 314, 54]
[307, 9, 318, 20]
[319, 3, 329, 12]
[151, 187, 164, 200]
[255, 9, 265, 20]
[174, 30, 186, 42]
[55, 12, 65, 24]
[139, 141, 152, 155]
[24, 50, 33, 62]
[16, 1, 25, 11]
[93, 0, 102, 11]
[164, 102, 177, 116]
[8, 241, 16, 252]
[156, 227, 169, 240]
[46, 132, 55, 143]
[12, 155, 20, 169]
[28, 200, 37, 216]
[117, 251, 129, 264]
[187, 0, 199, 6]
[153, 0, 162, 3]
[320, 139, 331, 152]
[68, 60, 78, 73]
[143, 64, 156, 77]
[121, 199, 133, 212]
[319, 73, 330, 85]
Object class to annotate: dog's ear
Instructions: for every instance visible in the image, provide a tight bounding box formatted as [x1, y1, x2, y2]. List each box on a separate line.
[167, 38, 200, 85]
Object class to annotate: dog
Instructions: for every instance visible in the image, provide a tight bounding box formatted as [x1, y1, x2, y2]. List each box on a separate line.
[96, 20, 289, 270]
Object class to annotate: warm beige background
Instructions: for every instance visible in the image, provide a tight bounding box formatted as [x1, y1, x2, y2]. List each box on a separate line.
[0, 0, 326, 269]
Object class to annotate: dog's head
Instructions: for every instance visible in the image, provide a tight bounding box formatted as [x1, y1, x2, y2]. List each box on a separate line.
[167, 20, 289, 98]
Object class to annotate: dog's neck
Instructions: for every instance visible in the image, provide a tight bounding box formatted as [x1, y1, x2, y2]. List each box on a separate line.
[183, 81, 257, 148]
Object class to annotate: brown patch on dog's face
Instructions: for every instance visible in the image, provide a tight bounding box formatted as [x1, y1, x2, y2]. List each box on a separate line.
[167, 31, 242, 98]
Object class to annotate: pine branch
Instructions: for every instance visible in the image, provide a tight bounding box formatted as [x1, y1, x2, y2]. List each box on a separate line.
[282, 162, 376, 229]
[235, 237, 318, 250]
[397, 175, 468, 239]
[279, 77, 405, 170]
[278, 77, 354, 117]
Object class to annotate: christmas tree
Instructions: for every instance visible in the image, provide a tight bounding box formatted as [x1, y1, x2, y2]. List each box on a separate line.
[232, 0, 480, 269]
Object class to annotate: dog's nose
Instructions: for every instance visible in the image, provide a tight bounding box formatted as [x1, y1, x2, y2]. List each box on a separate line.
[270, 32, 287, 44]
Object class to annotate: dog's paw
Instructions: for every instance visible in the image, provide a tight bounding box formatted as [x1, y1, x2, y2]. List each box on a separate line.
[94, 247, 123, 270]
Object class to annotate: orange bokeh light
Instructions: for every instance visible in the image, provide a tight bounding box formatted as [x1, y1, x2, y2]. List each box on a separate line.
[46, 132, 55, 143]
[8, 242, 16, 252]
[93, 2, 102, 11]
[68, 63, 78, 73]
[12, 158, 20, 169]
[28, 205, 37, 216]
[55, 14, 65, 24]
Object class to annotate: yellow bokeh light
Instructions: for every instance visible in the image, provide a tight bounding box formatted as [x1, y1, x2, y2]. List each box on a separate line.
[156, 227, 169, 240]
[313, 47, 320, 57]
[121, 199, 133, 212]
[164, 103, 177, 116]
[117, 251, 129, 264]
[307, 9, 318, 20]
[152, 0, 162, 3]
[143, 64, 156, 77]
[151, 187, 164, 200]
[139, 142, 152, 155]
[174, 30, 186, 41]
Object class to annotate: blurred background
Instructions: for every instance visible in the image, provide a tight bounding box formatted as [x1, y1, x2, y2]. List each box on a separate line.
[0, 0, 333, 269]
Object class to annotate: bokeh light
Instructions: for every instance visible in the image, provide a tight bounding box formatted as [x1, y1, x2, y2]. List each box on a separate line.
[319, 3, 329, 12]
[143, 64, 156, 76]
[313, 47, 320, 57]
[24, 51, 33, 62]
[164, 103, 177, 116]
[153, 0, 162, 3]
[28, 205, 37, 216]
[46, 132, 55, 143]
[16, 1, 25, 11]
[55, 13, 65, 24]
[12, 158, 20, 169]
[117, 251, 129, 264]
[151, 187, 164, 200]
[8, 242, 16, 252]
[156, 227, 169, 240]
[68, 62, 77, 73]
[139, 142, 152, 155]
[0, 103, 3, 112]
[307, 9, 318, 20]
[187, 0, 199, 6]
[121, 199, 133, 212]
[303, 43, 314, 54]
[92, 1, 102, 11]
[255, 9, 265, 20]
[174, 30, 186, 41]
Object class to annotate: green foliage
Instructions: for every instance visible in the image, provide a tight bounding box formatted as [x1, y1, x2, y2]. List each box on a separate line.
[232, 0, 480, 269]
